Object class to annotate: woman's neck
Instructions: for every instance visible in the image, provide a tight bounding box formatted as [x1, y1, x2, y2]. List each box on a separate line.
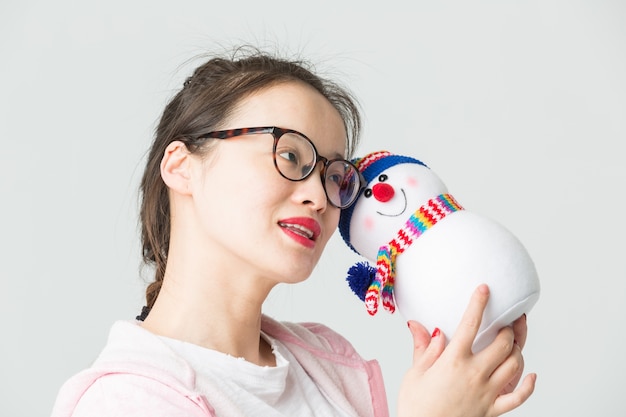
[140, 266, 277, 367]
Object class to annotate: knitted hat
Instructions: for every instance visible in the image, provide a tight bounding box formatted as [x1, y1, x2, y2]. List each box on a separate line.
[339, 150, 427, 254]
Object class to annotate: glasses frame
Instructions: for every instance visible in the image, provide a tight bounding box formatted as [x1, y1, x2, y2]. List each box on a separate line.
[193, 126, 365, 208]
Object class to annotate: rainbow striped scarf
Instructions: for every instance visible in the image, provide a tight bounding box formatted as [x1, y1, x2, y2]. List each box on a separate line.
[364, 194, 464, 315]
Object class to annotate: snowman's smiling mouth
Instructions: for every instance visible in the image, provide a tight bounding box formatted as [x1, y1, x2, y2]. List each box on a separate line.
[376, 189, 407, 217]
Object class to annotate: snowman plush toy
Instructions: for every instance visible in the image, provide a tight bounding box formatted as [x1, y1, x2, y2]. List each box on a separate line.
[338, 150, 540, 352]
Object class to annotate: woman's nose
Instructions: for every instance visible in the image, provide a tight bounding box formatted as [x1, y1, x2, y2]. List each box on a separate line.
[297, 169, 329, 211]
[372, 183, 394, 202]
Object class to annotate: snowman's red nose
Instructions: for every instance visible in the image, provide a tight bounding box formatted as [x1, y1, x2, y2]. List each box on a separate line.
[372, 183, 395, 202]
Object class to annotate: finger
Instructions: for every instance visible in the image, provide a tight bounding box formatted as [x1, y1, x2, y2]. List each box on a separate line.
[492, 373, 537, 416]
[511, 314, 528, 350]
[499, 354, 524, 395]
[477, 325, 516, 377]
[407, 321, 446, 371]
[407, 320, 430, 360]
[449, 284, 490, 352]
[489, 341, 523, 391]
[421, 327, 446, 370]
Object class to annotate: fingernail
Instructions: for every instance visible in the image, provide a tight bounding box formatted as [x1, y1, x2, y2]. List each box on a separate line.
[431, 327, 441, 338]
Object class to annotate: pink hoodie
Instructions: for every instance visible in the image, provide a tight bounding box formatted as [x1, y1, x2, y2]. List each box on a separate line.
[50, 315, 389, 417]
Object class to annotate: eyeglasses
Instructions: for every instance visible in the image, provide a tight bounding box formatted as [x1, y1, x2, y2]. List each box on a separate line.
[193, 126, 364, 208]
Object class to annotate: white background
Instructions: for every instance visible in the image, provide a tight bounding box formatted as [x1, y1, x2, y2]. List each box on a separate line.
[2, 1, 625, 416]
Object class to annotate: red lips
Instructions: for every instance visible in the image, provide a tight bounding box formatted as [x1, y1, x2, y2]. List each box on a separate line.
[278, 217, 321, 248]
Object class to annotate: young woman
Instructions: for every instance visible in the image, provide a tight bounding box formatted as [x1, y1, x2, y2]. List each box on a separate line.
[51, 46, 535, 417]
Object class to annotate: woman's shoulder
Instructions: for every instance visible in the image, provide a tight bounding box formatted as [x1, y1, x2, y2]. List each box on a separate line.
[260, 315, 363, 361]
[53, 371, 213, 417]
[260, 315, 388, 417]
[50, 321, 213, 417]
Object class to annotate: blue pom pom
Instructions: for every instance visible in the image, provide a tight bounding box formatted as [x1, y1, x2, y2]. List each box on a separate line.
[346, 262, 377, 301]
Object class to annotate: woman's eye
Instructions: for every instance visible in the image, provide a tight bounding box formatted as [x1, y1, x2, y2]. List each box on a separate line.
[327, 173, 342, 186]
[277, 150, 299, 164]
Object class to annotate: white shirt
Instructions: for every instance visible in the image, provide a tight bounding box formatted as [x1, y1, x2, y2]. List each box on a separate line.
[159, 332, 351, 416]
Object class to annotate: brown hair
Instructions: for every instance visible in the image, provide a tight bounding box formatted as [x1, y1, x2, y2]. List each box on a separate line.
[139, 45, 362, 310]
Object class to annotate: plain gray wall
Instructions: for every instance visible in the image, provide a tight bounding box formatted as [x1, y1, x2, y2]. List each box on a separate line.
[2, 1, 625, 416]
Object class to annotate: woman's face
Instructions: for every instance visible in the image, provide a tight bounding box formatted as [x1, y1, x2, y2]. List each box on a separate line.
[188, 81, 348, 285]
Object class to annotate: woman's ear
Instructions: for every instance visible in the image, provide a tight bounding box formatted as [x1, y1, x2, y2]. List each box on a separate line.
[160, 141, 193, 195]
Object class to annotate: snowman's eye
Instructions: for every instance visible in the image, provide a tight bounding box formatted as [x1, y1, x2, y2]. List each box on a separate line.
[378, 174, 388, 182]
[364, 189, 373, 198]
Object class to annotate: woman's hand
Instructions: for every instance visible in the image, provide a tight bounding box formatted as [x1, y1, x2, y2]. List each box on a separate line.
[397, 284, 536, 417]
[500, 313, 528, 395]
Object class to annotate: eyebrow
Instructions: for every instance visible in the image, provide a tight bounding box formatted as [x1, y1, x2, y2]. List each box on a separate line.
[328, 150, 346, 160]
[324, 140, 348, 160]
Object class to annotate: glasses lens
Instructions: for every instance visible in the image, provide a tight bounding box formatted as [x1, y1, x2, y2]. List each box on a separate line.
[324, 161, 361, 208]
[274, 133, 316, 180]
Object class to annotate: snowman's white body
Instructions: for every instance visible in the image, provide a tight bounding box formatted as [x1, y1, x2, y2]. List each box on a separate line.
[348, 163, 540, 352]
